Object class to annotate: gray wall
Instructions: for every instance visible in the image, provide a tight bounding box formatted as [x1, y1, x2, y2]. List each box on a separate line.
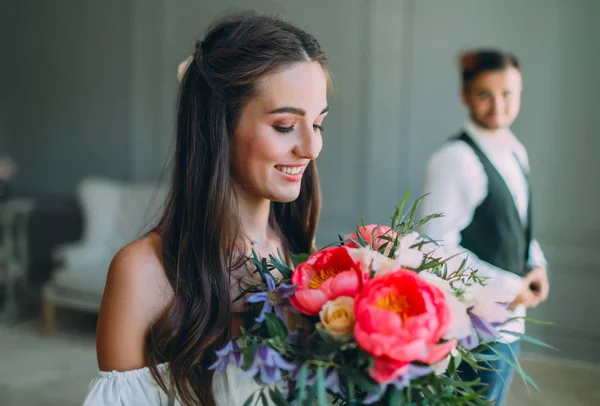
[6, 0, 600, 362]
[0, 0, 17, 153]
[9, 0, 132, 195]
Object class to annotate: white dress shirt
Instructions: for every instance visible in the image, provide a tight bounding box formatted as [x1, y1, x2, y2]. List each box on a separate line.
[420, 120, 547, 342]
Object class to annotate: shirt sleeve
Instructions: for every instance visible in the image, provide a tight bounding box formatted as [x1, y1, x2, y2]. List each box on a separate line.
[527, 239, 548, 269]
[420, 141, 523, 302]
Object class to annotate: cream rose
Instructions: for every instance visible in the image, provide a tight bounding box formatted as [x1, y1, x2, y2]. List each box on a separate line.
[318, 296, 355, 340]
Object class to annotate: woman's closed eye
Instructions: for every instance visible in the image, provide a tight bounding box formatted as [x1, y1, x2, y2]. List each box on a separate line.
[273, 124, 295, 134]
[273, 124, 324, 134]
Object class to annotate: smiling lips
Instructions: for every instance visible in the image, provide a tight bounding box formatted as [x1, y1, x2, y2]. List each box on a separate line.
[275, 164, 306, 181]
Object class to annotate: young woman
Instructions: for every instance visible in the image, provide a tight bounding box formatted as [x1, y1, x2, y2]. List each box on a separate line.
[84, 12, 329, 406]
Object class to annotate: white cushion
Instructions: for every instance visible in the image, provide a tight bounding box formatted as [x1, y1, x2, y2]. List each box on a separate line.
[107, 182, 168, 254]
[76, 177, 122, 249]
[49, 177, 169, 306]
[52, 264, 112, 296]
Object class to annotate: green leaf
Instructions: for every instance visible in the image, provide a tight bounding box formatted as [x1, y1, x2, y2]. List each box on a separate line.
[453, 351, 463, 370]
[499, 330, 555, 349]
[356, 226, 368, 247]
[265, 313, 288, 340]
[407, 197, 422, 228]
[260, 391, 269, 405]
[269, 254, 293, 279]
[473, 353, 501, 362]
[521, 316, 555, 326]
[316, 367, 327, 406]
[242, 393, 255, 406]
[392, 191, 412, 229]
[488, 345, 539, 391]
[303, 380, 319, 406]
[243, 340, 258, 370]
[269, 387, 290, 406]
[339, 368, 378, 394]
[413, 212, 444, 229]
[297, 364, 309, 402]
[388, 387, 405, 404]
[291, 253, 309, 268]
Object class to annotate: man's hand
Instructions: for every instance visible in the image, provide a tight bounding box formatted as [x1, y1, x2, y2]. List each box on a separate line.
[509, 278, 539, 310]
[509, 267, 549, 310]
[527, 266, 550, 302]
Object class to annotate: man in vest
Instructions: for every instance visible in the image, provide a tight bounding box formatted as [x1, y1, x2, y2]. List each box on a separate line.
[421, 49, 550, 405]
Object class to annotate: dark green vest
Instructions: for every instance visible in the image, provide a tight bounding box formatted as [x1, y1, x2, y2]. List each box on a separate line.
[454, 132, 532, 276]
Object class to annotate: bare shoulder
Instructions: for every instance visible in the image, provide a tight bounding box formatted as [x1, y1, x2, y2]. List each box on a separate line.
[96, 232, 173, 372]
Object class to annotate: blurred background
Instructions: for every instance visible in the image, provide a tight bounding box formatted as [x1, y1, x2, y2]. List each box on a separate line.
[0, 0, 599, 405]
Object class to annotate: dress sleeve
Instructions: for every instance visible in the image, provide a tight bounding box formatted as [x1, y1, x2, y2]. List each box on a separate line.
[83, 364, 171, 406]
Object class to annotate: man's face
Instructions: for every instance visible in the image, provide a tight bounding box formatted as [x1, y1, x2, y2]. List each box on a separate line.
[462, 66, 523, 130]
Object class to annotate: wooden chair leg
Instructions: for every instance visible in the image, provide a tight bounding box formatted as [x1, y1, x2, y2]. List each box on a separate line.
[42, 299, 55, 335]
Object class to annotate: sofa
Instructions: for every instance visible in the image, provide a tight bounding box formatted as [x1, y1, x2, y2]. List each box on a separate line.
[42, 177, 168, 333]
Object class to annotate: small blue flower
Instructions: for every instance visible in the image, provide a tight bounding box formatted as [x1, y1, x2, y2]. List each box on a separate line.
[208, 341, 243, 374]
[247, 273, 296, 324]
[239, 346, 296, 385]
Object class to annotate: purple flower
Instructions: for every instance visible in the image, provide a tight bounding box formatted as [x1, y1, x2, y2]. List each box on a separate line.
[468, 311, 499, 342]
[290, 366, 344, 398]
[364, 364, 433, 404]
[247, 273, 296, 324]
[208, 341, 243, 374]
[239, 346, 296, 385]
[324, 367, 343, 396]
[460, 330, 480, 351]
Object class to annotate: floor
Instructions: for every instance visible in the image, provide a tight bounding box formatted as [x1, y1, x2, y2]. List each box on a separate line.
[1, 312, 599, 406]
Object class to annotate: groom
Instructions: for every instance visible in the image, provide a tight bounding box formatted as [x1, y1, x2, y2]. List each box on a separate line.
[420, 49, 550, 405]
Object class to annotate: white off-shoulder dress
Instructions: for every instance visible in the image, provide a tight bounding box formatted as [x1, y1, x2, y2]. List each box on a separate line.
[83, 362, 265, 405]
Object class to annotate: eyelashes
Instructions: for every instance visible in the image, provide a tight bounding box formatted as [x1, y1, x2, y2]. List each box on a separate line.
[273, 125, 295, 134]
[273, 124, 324, 134]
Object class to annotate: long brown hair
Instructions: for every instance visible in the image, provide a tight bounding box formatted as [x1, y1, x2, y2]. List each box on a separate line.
[148, 12, 327, 406]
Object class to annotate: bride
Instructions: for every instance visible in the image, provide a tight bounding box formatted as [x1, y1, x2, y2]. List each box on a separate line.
[83, 12, 329, 406]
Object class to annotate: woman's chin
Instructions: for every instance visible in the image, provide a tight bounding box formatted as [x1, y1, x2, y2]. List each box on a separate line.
[269, 189, 301, 204]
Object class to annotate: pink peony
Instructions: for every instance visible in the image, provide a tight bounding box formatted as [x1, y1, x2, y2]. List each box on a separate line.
[290, 247, 365, 316]
[353, 269, 456, 383]
[344, 224, 398, 254]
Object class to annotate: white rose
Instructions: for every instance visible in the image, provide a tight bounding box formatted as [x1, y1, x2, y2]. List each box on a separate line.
[432, 348, 459, 375]
[393, 232, 425, 269]
[347, 247, 396, 276]
[432, 354, 451, 375]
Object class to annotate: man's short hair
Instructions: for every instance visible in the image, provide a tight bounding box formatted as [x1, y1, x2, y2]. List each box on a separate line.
[460, 49, 520, 89]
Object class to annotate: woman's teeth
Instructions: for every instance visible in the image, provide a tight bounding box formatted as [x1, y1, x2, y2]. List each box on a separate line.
[276, 166, 303, 175]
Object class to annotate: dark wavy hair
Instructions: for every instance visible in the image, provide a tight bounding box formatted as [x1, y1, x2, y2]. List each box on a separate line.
[147, 12, 327, 406]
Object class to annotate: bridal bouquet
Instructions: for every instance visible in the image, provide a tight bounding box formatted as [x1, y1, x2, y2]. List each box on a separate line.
[210, 194, 541, 405]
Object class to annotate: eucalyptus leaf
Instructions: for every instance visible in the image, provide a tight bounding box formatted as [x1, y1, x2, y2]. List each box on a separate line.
[317, 367, 327, 406]
[297, 364, 309, 402]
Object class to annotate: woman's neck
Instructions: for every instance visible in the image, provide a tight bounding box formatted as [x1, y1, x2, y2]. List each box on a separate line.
[236, 188, 273, 247]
